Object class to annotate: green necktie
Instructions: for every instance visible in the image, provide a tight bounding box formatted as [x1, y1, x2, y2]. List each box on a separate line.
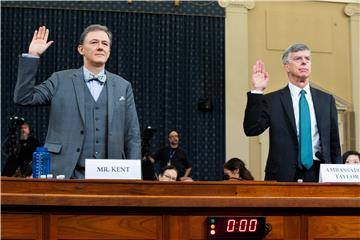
[299, 90, 313, 170]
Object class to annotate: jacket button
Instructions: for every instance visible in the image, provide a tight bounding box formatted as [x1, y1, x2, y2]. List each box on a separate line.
[76, 148, 81, 152]
[80, 130, 84, 134]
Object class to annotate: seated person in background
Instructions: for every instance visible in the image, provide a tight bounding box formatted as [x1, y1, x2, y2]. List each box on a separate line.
[3, 122, 41, 177]
[342, 150, 360, 164]
[158, 165, 178, 182]
[150, 129, 192, 181]
[223, 158, 254, 181]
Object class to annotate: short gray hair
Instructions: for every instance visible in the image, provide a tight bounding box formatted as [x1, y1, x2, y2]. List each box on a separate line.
[282, 43, 311, 64]
[78, 24, 112, 46]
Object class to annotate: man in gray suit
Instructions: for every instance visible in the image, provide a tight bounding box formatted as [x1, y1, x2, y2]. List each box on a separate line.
[14, 25, 141, 179]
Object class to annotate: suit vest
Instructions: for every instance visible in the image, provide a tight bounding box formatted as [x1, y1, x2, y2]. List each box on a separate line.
[71, 83, 108, 178]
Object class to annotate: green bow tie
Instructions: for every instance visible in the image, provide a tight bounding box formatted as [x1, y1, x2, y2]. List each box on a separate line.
[86, 73, 106, 84]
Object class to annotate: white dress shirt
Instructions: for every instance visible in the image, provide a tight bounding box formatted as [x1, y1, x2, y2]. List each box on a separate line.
[83, 67, 105, 102]
[288, 82, 321, 160]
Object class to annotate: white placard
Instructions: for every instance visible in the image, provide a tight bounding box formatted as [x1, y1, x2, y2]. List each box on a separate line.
[319, 164, 360, 183]
[85, 159, 142, 180]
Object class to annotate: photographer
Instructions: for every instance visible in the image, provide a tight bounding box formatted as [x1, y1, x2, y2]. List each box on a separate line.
[141, 126, 157, 180]
[149, 129, 192, 181]
[2, 121, 40, 177]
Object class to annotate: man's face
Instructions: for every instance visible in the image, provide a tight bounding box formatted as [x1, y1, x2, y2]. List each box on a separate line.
[168, 131, 179, 145]
[284, 50, 311, 88]
[20, 124, 30, 138]
[159, 169, 178, 181]
[77, 30, 111, 68]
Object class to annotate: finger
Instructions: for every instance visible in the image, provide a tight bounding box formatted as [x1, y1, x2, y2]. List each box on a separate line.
[38, 26, 46, 40]
[32, 30, 38, 41]
[254, 60, 259, 73]
[264, 71, 269, 81]
[253, 64, 257, 73]
[256, 60, 262, 73]
[45, 41, 54, 49]
[44, 28, 50, 42]
[258, 60, 264, 72]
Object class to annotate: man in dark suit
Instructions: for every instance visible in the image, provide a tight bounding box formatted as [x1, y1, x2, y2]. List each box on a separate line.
[14, 25, 141, 179]
[243, 43, 341, 182]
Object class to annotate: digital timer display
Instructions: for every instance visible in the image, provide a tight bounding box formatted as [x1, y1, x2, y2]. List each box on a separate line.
[208, 216, 266, 239]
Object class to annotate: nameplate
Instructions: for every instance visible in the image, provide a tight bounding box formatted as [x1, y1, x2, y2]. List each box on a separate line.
[319, 164, 360, 183]
[85, 159, 142, 180]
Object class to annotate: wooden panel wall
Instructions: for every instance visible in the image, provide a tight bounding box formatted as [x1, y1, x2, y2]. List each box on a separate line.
[2, 214, 360, 240]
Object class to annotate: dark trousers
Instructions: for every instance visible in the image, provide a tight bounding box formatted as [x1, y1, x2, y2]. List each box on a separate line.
[294, 160, 321, 182]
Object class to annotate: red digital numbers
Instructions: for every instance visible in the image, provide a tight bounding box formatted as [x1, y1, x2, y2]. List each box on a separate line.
[248, 219, 258, 232]
[226, 218, 258, 232]
[226, 219, 236, 232]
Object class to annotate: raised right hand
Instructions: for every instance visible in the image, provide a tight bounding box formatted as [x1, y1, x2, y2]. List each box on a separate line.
[251, 59, 269, 92]
[28, 26, 54, 57]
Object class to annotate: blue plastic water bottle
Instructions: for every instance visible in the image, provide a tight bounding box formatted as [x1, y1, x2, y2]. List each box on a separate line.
[32, 147, 51, 178]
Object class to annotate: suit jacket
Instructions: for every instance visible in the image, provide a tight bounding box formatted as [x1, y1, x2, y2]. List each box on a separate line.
[243, 85, 341, 182]
[14, 56, 141, 178]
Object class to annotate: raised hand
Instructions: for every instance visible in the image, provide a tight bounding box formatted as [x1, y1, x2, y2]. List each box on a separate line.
[28, 26, 54, 57]
[251, 59, 269, 92]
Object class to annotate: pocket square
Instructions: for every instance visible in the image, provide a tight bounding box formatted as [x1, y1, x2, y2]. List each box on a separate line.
[119, 96, 125, 101]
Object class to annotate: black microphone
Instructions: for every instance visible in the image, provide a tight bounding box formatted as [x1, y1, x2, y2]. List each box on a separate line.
[315, 151, 325, 163]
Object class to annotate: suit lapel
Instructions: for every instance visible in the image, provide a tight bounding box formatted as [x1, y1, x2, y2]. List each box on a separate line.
[73, 68, 85, 124]
[280, 86, 297, 137]
[310, 86, 322, 136]
[106, 71, 115, 128]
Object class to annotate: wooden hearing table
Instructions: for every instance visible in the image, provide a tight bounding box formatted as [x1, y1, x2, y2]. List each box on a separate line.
[1, 177, 359, 239]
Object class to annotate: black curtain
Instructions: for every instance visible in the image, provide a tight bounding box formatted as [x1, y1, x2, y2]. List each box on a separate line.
[1, 4, 225, 180]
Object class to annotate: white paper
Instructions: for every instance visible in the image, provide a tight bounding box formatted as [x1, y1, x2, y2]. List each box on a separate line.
[85, 159, 142, 180]
[319, 164, 360, 183]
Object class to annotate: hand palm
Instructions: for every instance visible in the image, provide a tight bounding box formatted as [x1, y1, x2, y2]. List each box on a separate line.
[29, 39, 49, 55]
[253, 72, 269, 89]
[252, 60, 269, 91]
[28, 26, 54, 56]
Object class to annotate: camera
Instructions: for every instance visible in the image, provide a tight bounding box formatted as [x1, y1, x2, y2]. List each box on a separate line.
[141, 126, 157, 180]
[142, 126, 157, 142]
[141, 126, 157, 155]
[9, 116, 25, 132]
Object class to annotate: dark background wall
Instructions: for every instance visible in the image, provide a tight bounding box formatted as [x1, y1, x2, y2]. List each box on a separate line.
[1, 1, 225, 180]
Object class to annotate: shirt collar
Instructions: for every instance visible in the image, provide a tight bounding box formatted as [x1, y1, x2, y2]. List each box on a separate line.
[288, 81, 311, 97]
[83, 67, 106, 83]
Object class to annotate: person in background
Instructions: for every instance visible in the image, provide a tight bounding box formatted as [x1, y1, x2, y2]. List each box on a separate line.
[223, 158, 254, 181]
[149, 129, 192, 181]
[3, 122, 41, 177]
[13, 25, 141, 179]
[243, 43, 341, 182]
[158, 165, 178, 182]
[342, 150, 360, 164]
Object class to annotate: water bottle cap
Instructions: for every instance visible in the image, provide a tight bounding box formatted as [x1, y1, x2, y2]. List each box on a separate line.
[36, 147, 48, 152]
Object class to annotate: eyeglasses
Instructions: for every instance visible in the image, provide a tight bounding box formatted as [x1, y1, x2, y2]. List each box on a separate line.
[164, 174, 177, 181]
